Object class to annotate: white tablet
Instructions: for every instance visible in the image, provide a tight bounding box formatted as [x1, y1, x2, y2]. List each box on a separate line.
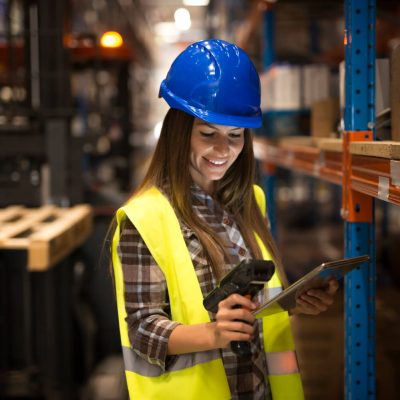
[254, 255, 370, 318]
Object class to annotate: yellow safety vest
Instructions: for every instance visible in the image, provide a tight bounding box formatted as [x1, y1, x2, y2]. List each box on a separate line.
[112, 185, 304, 399]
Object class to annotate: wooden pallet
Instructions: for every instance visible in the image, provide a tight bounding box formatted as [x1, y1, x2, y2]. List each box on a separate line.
[0, 204, 93, 271]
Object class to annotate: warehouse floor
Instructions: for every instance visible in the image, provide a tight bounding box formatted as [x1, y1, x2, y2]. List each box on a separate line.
[277, 190, 400, 400]
[292, 287, 400, 400]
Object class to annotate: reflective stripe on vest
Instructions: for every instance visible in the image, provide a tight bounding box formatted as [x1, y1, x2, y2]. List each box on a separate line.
[122, 346, 221, 376]
[112, 185, 304, 399]
[266, 351, 299, 375]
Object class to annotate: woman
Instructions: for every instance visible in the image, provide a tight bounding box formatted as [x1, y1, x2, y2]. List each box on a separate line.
[111, 39, 337, 400]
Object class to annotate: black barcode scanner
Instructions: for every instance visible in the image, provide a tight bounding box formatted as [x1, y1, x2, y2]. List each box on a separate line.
[203, 260, 275, 356]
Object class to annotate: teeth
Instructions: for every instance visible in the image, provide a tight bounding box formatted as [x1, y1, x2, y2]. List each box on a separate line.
[208, 159, 226, 165]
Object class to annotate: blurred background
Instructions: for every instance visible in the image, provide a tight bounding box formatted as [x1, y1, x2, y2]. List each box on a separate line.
[0, 0, 399, 399]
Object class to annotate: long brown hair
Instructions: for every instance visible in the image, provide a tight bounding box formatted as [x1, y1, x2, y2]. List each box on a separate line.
[135, 108, 286, 284]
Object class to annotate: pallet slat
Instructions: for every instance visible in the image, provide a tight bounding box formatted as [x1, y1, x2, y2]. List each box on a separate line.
[0, 206, 57, 242]
[29, 205, 93, 270]
[0, 205, 93, 270]
[0, 206, 24, 223]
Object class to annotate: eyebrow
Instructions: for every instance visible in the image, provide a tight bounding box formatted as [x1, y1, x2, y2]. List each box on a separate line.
[196, 122, 242, 131]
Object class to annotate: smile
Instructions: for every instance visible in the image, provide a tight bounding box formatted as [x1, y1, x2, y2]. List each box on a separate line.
[205, 158, 228, 166]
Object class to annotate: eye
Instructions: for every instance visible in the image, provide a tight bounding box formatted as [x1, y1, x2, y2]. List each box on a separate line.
[200, 131, 214, 137]
[229, 132, 242, 138]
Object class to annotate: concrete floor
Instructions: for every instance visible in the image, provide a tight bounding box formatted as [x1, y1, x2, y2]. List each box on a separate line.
[277, 191, 400, 400]
[292, 287, 400, 400]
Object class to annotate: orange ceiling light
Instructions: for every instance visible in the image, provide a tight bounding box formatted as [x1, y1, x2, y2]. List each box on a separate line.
[100, 31, 124, 48]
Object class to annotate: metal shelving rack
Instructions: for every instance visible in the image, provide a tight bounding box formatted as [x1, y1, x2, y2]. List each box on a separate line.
[343, 1, 376, 398]
[258, 138, 400, 205]
[258, 0, 395, 398]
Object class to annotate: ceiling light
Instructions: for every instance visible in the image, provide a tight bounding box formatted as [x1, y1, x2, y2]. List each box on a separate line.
[174, 8, 191, 31]
[183, 0, 210, 6]
[100, 31, 123, 48]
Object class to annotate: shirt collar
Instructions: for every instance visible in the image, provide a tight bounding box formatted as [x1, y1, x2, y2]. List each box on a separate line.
[190, 183, 215, 208]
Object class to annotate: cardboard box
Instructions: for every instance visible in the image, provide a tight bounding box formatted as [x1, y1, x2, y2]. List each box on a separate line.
[311, 98, 340, 138]
[303, 65, 330, 108]
[260, 64, 302, 111]
[339, 59, 390, 117]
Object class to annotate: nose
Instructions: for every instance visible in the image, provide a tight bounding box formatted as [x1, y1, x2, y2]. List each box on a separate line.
[213, 135, 229, 156]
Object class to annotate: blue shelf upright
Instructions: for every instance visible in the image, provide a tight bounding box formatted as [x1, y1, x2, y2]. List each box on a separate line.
[343, 0, 376, 399]
[260, 6, 277, 237]
[262, 7, 275, 68]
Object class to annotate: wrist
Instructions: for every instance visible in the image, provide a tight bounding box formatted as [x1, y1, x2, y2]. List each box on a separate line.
[167, 322, 219, 355]
[204, 321, 218, 349]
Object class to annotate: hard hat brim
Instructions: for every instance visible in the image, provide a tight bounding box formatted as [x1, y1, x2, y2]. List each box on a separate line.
[159, 81, 262, 129]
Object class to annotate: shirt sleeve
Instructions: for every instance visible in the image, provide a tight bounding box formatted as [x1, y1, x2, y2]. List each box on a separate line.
[118, 218, 181, 371]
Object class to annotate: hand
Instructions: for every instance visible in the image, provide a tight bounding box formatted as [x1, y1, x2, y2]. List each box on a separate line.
[291, 279, 339, 316]
[212, 293, 257, 349]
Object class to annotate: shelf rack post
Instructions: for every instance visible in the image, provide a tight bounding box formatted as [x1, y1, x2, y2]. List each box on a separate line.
[343, 0, 376, 398]
[261, 5, 277, 237]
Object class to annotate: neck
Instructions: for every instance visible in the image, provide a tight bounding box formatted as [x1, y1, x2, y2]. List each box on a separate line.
[193, 180, 214, 195]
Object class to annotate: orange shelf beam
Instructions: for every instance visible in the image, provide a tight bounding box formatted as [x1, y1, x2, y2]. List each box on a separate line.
[255, 138, 400, 207]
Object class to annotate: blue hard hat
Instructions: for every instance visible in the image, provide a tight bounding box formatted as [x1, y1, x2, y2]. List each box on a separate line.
[159, 39, 262, 128]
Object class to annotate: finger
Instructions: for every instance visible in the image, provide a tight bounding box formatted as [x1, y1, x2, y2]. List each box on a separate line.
[305, 289, 334, 305]
[253, 298, 261, 308]
[296, 298, 321, 315]
[217, 320, 255, 335]
[327, 279, 339, 294]
[222, 331, 253, 343]
[299, 294, 328, 311]
[219, 293, 257, 310]
[216, 307, 256, 324]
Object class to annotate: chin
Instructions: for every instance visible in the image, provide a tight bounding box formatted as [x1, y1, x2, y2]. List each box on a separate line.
[212, 176, 226, 183]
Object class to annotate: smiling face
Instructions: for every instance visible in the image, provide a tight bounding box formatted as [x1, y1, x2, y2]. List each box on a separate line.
[189, 118, 245, 194]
